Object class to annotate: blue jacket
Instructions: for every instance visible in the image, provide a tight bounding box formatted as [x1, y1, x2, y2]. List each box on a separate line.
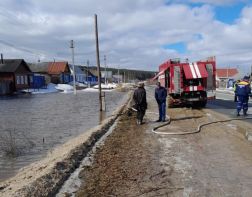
[235, 80, 251, 97]
[155, 86, 167, 104]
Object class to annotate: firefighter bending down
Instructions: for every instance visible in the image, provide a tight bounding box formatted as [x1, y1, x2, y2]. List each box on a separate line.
[234, 76, 251, 116]
[133, 82, 147, 125]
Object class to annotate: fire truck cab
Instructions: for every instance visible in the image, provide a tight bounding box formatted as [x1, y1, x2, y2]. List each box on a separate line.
[154, 59, 216, 107]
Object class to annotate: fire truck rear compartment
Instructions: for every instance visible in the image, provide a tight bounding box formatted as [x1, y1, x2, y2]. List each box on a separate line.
[169, 91, 207, 107]
[156, 59, 216, 108]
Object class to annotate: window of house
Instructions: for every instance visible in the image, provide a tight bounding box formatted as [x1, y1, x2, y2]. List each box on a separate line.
[16, 76, 21, 84]
[30, 75, 33, 83]
[24, 76, 28, 84]
[21, 76, 24, 84]
[16, 76, 19, 84]
[65, 74, 68, 82]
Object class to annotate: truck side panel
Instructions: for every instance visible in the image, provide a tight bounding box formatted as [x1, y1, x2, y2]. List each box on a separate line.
[173, 66, 181, 94]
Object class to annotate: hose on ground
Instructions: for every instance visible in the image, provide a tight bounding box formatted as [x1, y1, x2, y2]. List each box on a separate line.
[115, 108, 252, 136]
[150, 112, 252, 135]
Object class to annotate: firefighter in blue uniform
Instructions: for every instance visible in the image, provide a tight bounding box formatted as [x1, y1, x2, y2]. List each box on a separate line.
[234, 76, 251, 116]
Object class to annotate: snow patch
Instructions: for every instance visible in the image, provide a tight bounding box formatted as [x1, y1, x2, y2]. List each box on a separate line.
[68, 81, 88, 88]
[93, 83, 118, 89]
[56, 121, 118, 196]
[22, 83, 59, 94]
[82, 88, 114, 92]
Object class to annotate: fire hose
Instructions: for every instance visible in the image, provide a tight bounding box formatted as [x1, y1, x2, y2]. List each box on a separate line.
[130, 108, 252, 135]
[152, 115, 252, 135]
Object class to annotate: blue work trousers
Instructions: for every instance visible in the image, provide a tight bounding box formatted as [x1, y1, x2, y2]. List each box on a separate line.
[237, 96, 249, 114]
[158, 102, 166, 121]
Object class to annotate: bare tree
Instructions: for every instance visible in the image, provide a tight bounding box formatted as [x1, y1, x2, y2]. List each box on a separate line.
[0, 128, 35, 157]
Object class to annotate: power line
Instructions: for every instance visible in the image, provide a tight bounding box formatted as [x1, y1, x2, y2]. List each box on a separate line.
[0, 39, 43, 57]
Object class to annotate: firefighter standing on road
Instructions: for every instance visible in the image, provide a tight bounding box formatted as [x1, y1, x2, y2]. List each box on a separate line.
[234, 76, 251, 116]
[133, 82, 147, 125]
[233, 79, 240, 102]
[155, 82, 167, 122]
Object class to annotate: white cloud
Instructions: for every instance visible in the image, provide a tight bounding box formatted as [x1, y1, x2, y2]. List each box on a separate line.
[166, 0, 248, 6]
[187, 5, 252, 68]
[0, 0, 251, 71]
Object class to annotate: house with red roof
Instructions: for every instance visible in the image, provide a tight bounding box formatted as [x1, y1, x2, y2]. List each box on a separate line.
[216, 68, 240, 88]
[47, 61, 71, 84]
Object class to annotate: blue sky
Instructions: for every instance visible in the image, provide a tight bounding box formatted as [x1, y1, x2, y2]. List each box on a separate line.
[163, 42, 187, 54]
[163, 1, 249, 64]
[214, 3, 245, 24]
[0, 0, 252, 71]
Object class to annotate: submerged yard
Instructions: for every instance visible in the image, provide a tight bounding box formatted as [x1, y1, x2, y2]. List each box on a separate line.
[0, 90, 127, 182]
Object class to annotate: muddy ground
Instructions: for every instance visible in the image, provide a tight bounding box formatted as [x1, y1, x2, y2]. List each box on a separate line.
[76, 112, 171, 197]
[76, 86, 252, 197]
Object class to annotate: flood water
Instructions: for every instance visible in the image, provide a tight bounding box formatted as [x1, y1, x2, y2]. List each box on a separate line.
[0, 90, 127, 182]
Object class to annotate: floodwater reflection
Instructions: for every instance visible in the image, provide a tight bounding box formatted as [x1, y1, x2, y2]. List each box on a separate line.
[99, 111, 107, 124]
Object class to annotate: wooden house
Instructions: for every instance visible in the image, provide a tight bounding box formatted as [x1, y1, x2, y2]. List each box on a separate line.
[216, 68, 240, 88]
[0, 58, 32, 95]
[68, 64, 97, 85]
[28, 62, 50, 88]
[69, 64, 85, 83]
[47, 62, 71, 84]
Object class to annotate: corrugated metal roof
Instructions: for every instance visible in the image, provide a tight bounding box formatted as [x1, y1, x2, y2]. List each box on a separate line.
[28, 62, 49, 73]
[82, 68, 97, 77]
[88, 69, 98, 77]
[216, 68, 238, 78]
[47, 62, 69, 74]
[0, 59, 30, 72]
[68, 64, 85, 74]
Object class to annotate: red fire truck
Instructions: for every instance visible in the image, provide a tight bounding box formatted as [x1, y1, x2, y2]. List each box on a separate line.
[153, 58, 216, 107]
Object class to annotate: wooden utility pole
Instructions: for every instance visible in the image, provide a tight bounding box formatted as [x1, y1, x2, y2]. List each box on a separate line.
[86, 60, 90, 87]
[94, 14, 102, 111]
[104, 55, 107, 84]
[118, 66, 120, 83]
[70, 40, 77, 95]
[250, 65, 252, 79]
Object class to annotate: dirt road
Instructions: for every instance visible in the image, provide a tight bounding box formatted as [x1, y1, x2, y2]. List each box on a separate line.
[76, 86, 252, 197]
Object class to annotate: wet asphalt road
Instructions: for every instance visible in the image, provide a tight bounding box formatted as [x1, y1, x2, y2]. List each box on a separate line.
[207, 91, 252, 123]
